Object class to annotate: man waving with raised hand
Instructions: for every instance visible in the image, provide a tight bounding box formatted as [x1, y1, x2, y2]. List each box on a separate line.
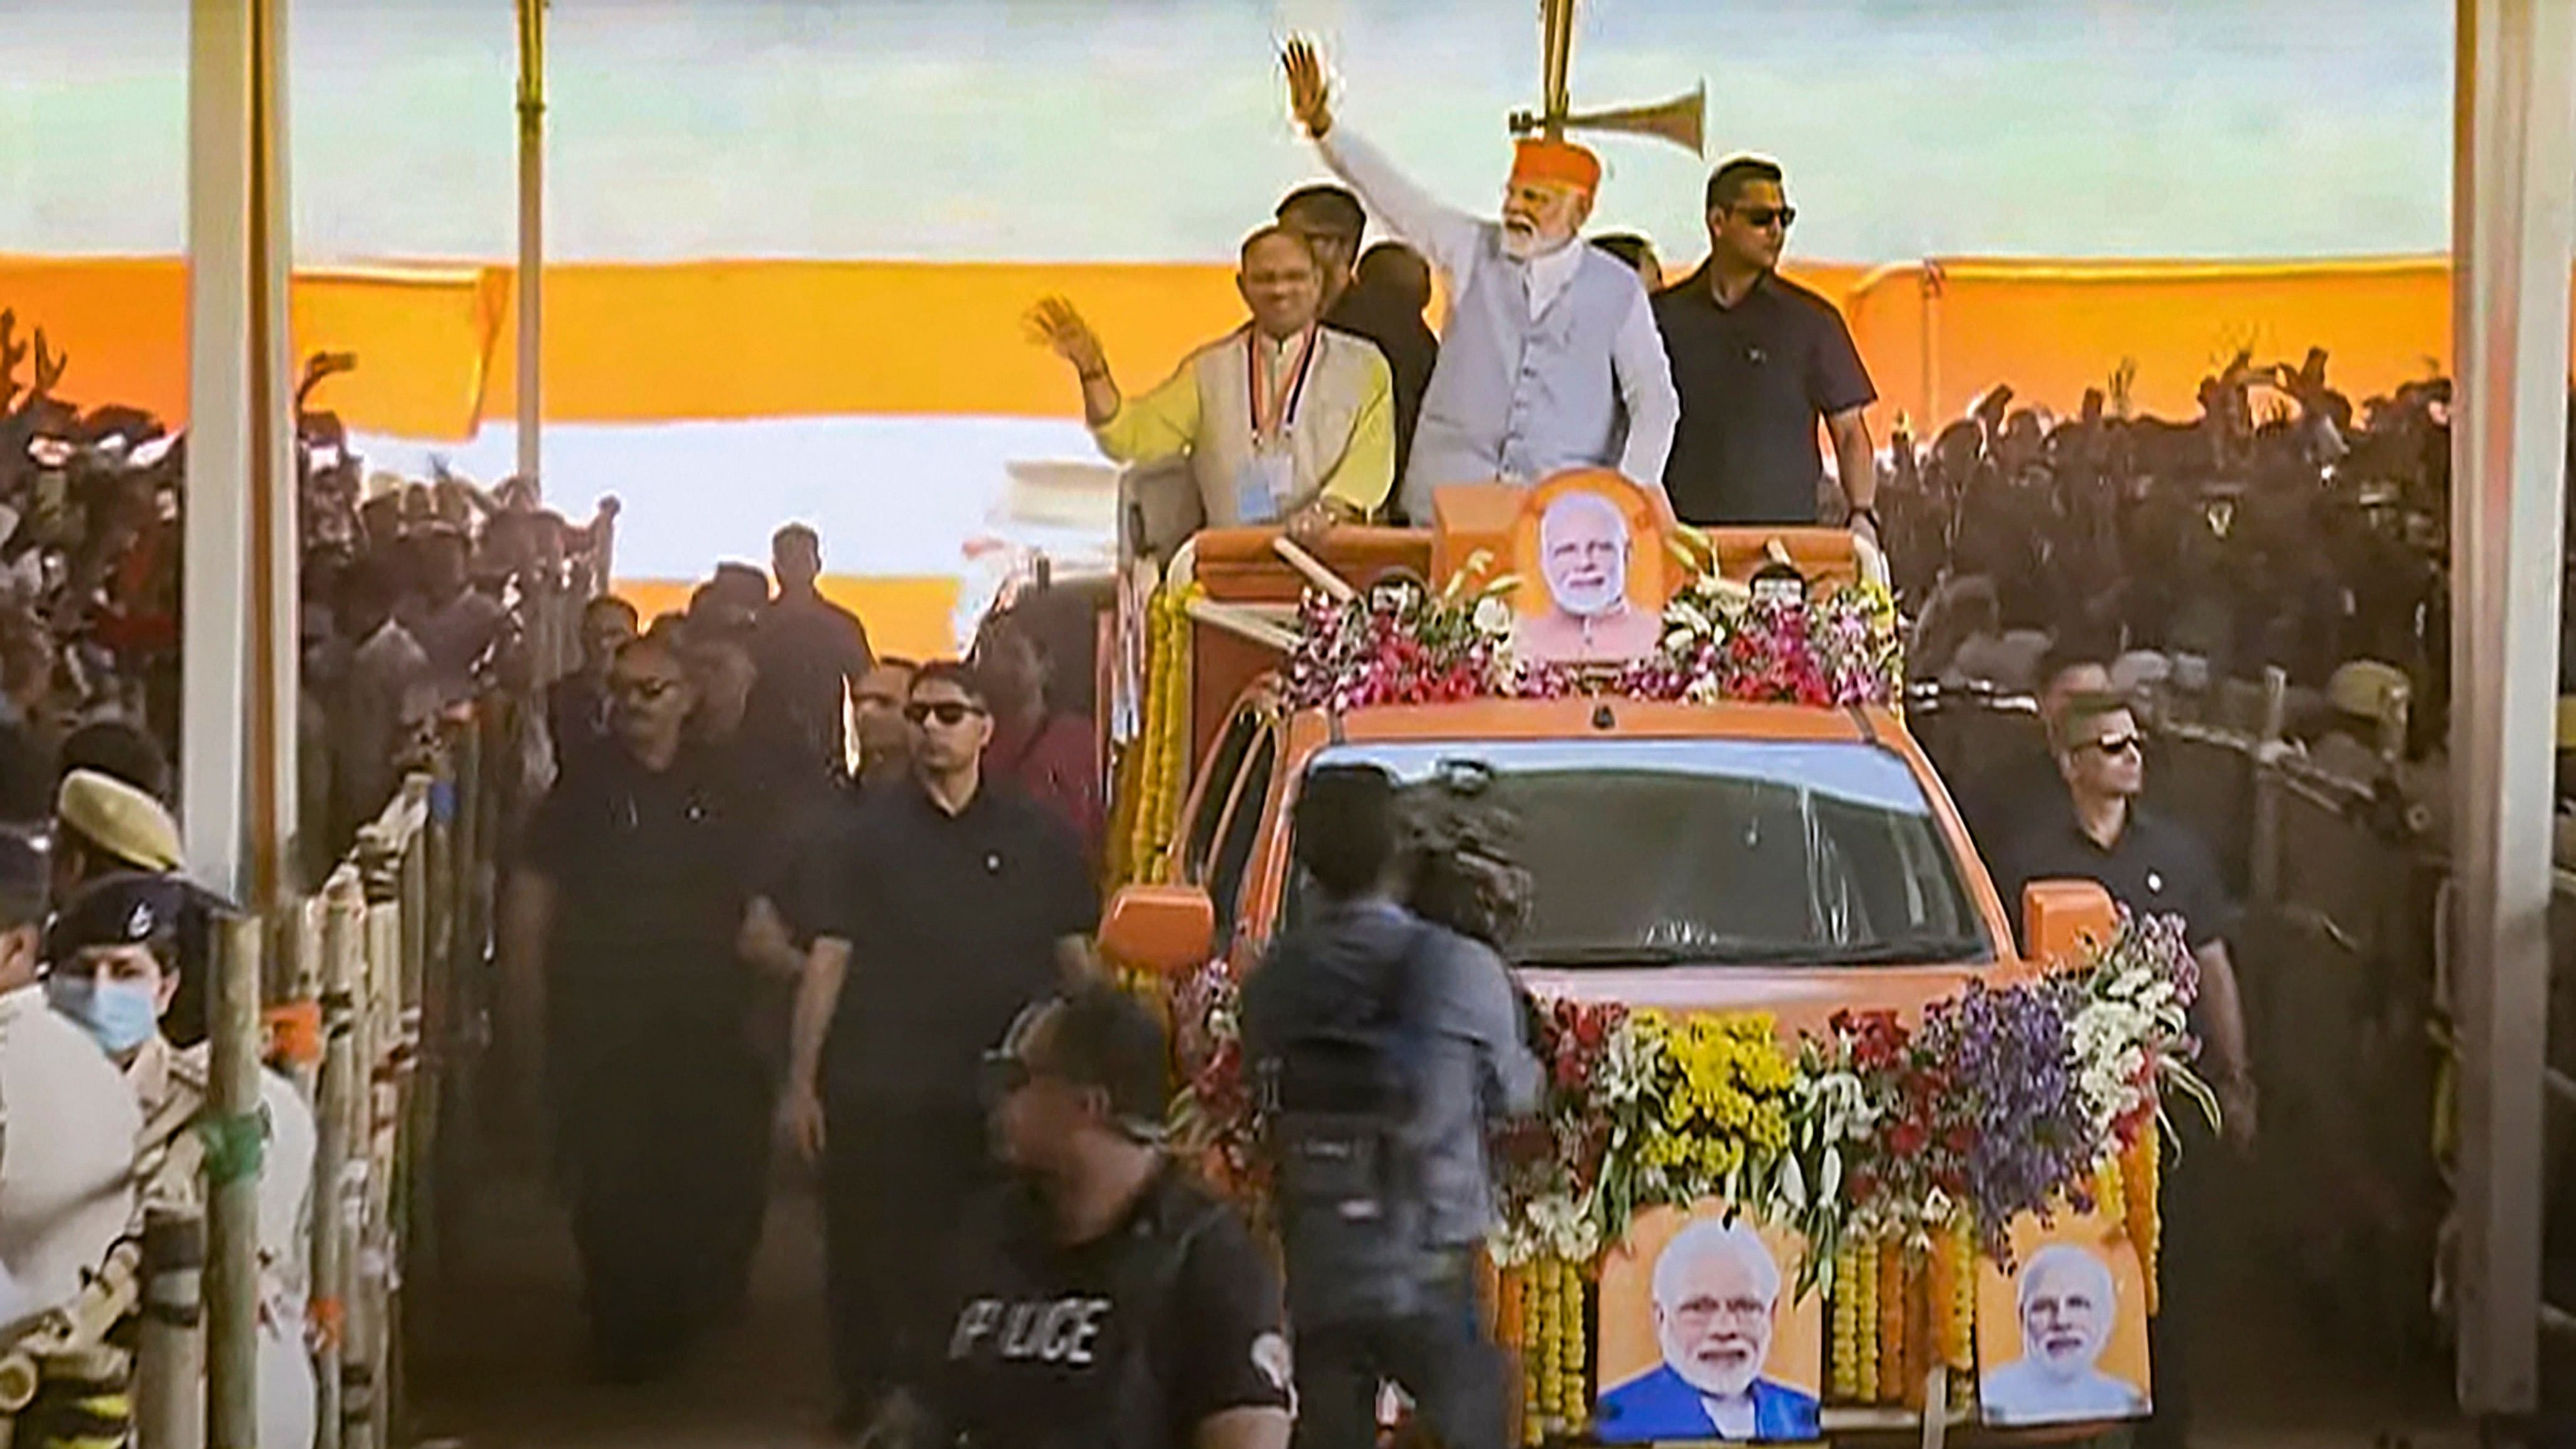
[1282, 38, 1678, 523]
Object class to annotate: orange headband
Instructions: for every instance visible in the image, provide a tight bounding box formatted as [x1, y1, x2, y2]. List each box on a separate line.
[1510, 138, 1602, 196]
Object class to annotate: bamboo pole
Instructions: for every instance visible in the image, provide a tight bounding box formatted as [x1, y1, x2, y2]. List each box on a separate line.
[310, 872, 364, 1449]
[397, 774, 430, 1027]
[136, 1206, 206, 1449]
[205, 914, 262, 1449]
[514, 0, 547, 495]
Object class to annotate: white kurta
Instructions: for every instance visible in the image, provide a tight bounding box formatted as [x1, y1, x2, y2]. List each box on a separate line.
[0, 983, 141, 1330]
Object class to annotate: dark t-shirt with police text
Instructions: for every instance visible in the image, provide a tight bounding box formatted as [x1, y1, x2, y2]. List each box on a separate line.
[936, 1168, 1292, 1449]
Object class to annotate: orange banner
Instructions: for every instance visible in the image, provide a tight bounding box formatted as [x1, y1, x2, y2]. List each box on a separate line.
[1846, 256, 2457, 439]
[0, 251, 2521, 444]
[0, 255, 506, 441]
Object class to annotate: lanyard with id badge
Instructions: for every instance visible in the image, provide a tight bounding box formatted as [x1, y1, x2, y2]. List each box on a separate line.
[1236, 326, 1321, 525]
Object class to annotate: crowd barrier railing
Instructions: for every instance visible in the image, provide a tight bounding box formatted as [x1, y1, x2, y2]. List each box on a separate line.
[1908, 673, 2573, 1381]
[0, 526, 606, 1449]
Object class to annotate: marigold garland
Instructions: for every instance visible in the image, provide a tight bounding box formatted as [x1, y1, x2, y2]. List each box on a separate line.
[1830, 1239, 1865, 1400]
[1514, 1263, 1544, 1445]
[1852, 1239, 1879, 1403]
[1928, 1216, 1975, 1372]
[2122, 1121, 2163, 1313]
[1876, 1234, 1909, 1405]
[1125, 583, 1199, 887]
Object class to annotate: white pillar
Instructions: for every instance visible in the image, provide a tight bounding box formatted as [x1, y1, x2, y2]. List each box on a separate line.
[183, 0, 298, 904]
[2447, 0, 2569, 1419]
[516, 0, 546, 495]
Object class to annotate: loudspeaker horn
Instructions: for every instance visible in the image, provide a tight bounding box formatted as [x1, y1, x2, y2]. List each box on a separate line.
[1512, 82, 1706, 158]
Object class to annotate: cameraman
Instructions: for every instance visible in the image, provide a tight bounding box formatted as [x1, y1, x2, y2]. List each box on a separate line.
[1241, 764, 1540, 1449]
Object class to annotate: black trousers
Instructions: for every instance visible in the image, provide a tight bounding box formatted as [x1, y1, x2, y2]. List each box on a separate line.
[2139, 1116, 2222, 1449]
[823, 1096, 990, 1411]
[554, 998, 770, 1373]
[1293, 1261, 1506, 1449]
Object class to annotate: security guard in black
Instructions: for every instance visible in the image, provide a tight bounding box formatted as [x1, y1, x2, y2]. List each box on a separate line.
[933, 987, 1293, 1449]
[510, 632, 769, 1381]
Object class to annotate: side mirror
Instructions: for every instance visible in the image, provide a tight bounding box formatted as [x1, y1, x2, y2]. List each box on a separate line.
[1099, 884, 1217, 978]
[2022, 879, 2118, 965]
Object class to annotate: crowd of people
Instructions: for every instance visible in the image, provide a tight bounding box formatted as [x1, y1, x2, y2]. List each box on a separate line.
[0, 307, 627, 1448]
[0, 31, 2503, 1449]
[494, 532, 1556, 1449]
[1889, 349, 2452, 755]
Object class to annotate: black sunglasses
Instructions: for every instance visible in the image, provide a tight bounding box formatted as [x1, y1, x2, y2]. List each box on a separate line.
[979, 1048, 1036, 1103]
[906, 700, 987, 726]
[1733, 205, 1797, 230]
[2085, 734, 2144, 757]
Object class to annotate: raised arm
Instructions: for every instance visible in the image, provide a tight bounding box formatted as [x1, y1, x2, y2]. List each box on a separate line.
[1029, 296, 1200, 466]
[1285, 39, 1485, 289]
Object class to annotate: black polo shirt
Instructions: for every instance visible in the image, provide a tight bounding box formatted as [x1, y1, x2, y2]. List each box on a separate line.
[810, 777, 1098, 1105]
[1991, 801, 2232, 955]
[1653, 265, 1876, 526]
[1325, 292, 1438, 488]
[934, 1167, 1291, 1449]
[524, 740, 755, 996]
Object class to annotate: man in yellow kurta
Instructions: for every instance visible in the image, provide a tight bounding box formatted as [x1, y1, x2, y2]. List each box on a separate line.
[1029, 225, 1395, 540]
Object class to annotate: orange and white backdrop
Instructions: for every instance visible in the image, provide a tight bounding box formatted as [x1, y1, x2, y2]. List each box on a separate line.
[4, 0, 2456, 657]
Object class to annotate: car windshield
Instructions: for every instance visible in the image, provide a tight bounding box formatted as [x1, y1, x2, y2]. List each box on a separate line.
[1298, 737, 1993, 968]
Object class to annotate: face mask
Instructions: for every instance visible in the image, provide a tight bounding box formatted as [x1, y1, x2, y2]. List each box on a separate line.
[48, 975, 159, 1056]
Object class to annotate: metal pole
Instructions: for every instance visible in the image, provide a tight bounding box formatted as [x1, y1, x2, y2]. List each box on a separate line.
[205, 914, 264, 1449]
[2449, 0, 2570, 1421]
[181, 0, 260, 896]
[136, 1206, 206, 1449]
[515, 0, 547, 496]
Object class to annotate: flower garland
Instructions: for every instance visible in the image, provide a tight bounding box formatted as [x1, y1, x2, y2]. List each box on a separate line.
[1124, 582, 1200, 887]
[1165, 901, 2208, 1420]
[1603, 1010, 1801, 1239]
[1166, 958, 1267, 1204]
[1280, 561, 1905, 713]
[1500, 1254, 1590, 1444]
[1174, 909, 2208, 1297]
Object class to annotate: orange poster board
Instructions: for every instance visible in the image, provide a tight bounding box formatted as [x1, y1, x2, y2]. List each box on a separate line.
[1973, 1211, 2153, 1427]
[1507, 470, 1675, 666]
[1594, 1206, 1824, 1443]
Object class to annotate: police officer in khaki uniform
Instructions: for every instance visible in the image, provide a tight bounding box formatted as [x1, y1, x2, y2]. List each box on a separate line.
[45, 872, 319, 1449]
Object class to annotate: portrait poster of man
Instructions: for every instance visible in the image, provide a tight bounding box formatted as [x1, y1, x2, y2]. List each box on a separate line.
[1591, 1206, 1823, 1443]
[1974, 1214, 2152, 1427]
[1507, 470, 1672, 666]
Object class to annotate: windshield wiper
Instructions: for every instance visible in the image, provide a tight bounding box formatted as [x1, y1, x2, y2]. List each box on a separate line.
[1513, 935, 1990, 970]
[1512, 942, 1743, 969]
[1749, 935, 1992, 967]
